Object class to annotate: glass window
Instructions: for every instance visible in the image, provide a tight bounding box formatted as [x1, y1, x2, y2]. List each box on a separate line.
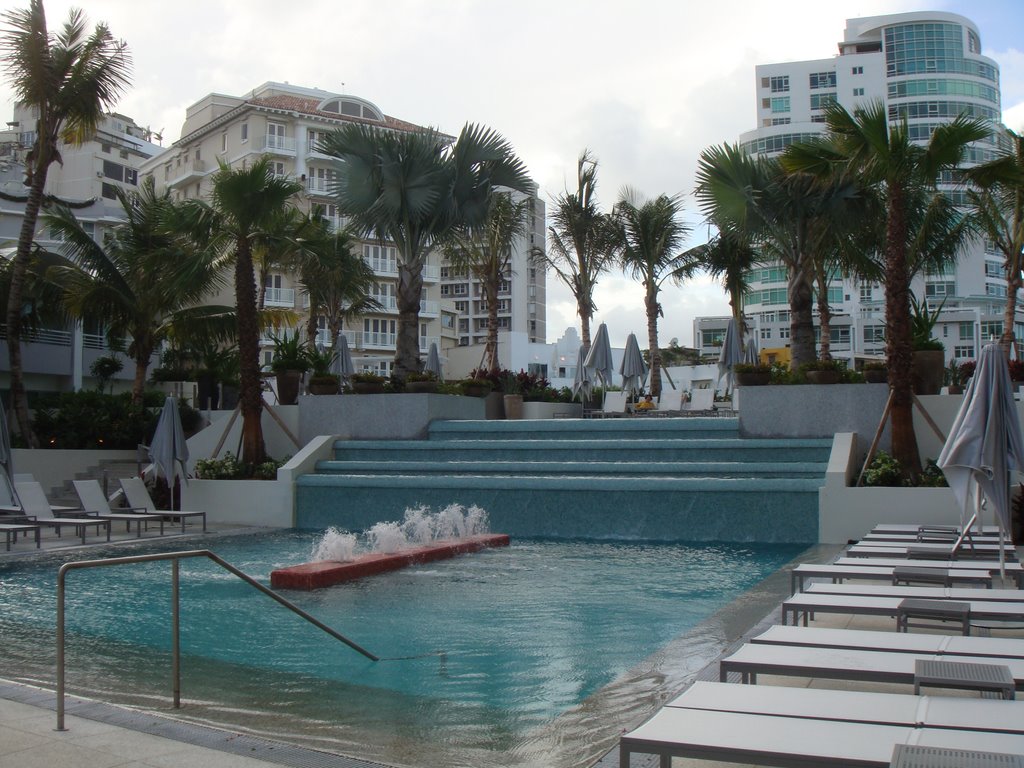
[954, 345, 975, 359]
[770, 75, 789, 93]
[770, 97, 790, 114]
[980, 320, 1002, 340]
[810, 93, 837, 110]
[809, 71, 836, 89]
[987, 282, 1008, 298]
[241, 123, 248, 142]
[853, 88, 865, 96]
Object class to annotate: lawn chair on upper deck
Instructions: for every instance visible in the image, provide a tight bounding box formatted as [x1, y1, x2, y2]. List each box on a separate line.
[14, 480, 110, 545]
[120, 477, 206, 532]
[71, 479, 166, 538]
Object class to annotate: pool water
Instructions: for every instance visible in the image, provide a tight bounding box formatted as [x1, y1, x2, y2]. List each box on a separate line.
[0, 531, 804, 767]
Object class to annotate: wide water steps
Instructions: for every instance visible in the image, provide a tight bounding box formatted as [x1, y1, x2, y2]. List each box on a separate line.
[295, 417, 831, 543]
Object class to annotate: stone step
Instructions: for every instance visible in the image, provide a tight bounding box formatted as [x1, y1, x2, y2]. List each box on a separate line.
[428, 417, 740, 441]
[313, 459, 828, 479]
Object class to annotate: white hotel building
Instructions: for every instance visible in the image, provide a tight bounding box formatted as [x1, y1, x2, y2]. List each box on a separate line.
[694, 11, 1017, 365]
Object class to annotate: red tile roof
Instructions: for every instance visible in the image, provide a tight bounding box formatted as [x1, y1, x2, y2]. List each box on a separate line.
[248, 94, 426, 133]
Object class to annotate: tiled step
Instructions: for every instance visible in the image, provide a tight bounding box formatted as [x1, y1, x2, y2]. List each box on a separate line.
[428, 417, 740, 441]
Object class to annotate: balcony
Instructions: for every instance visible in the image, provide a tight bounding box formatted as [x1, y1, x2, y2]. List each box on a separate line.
[263, 287, 295, 308]
[359, 331, 397, 349]
[258, 135, 296, 156]
[369, 294, 398, 312]
[306, 177, 333, 196]
[363, 256, 398, 277]
[419, 300, 439, 316]
[168, 157, 207, 187]
[422, 265, 441, 283]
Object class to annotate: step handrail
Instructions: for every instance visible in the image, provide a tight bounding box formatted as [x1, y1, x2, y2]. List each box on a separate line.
[56, 549, 378, 730]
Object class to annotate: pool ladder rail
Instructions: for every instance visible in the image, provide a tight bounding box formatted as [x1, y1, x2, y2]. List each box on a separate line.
[55, 549, 378, 731]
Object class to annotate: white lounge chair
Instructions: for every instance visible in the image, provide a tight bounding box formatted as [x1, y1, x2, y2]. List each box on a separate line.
[120, 477, 206, 532]
[668, 680, 1024, 733]
[719, 642, 1024, 692]
[683, 387, 715, 414]
[833, 555, 1024, 585]
[781, 591, 1024, 627]
[804, 582, 1024, 603]
[597, 391, 628, 417]
[846, 540, 1014, 560]
[656, 388, 684, 414]
[71, 479, 166, 538]
[619, 706, 1024, 768]
[789, 563, 994, 593]
[14, 481, 111, 545]
[751, 625, 1024, 660]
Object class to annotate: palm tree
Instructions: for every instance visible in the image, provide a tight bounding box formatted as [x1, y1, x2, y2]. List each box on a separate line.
[609, 188, 694, 396]
[320, 122, 531, 378]
[537, 150, 614, 347]
[784, 100, 989, 479]
[181, 158, 303, 466]
[686, 229, 756, 327]
[965, 127, 1024, 355]
[1, 0, 131, 445]
[695, 144, 857, 368]
[442, 191, 530, 373]
[43, 178, 229, 405]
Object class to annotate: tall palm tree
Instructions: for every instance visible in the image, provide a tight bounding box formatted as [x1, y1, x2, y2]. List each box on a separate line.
[442, 191, 530, 373]
[320, 123, 531, 378]
[784, 100, 989, 479]
[686, 229, 756, 326]
[609, 188, 694, 397]
[965, 127, 1024, 355]
[695, 144, 857, 368]
[181, 158, 302, 466]
[537, 150, 614, 347]
[1, 0, 131, 445]
[43, 178, 229, 405]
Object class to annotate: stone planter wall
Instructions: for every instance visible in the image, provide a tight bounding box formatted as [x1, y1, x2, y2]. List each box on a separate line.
[521, 401, 583, 419]
[297, 393, 485, 444]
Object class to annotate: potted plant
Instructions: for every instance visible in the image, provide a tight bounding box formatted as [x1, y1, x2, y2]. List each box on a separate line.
[351, 371, 386, 394]
[733, 362, 771, 386]
[802, 359, 843, 385]
[459, 378, 493, 398]
[862, 361, 888, 384]
[306, 347, 340, 395]
[909, 294, 945, 395]
[943, 358, 965, 395]
[499, 370, 524, 420]
[270, 331, 311, 405]
[404, 371, 439, 394]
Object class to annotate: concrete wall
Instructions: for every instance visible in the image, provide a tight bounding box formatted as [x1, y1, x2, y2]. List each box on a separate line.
[11, 448, 138, 498]
[182, 478, 293, 527]
[185, 405, 301, 468]
[297, 393, 484, 443]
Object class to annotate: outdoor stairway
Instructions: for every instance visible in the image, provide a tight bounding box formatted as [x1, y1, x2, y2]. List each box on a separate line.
[295, 418, 831, 543]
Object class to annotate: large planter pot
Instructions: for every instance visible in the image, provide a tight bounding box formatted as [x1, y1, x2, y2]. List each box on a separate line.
[196, 374, 220, 410]
[405, 380, 438, 394]
[275, 370, 303, 405]
[352, 380, 385, 394]
[503, 393, 524, 420]
[308, 378, 340, 395]
[735, 371, 770, 387]
[485, 391, 505, 419]
[806, 370, 841, 385]
[864, 368, 888, 384]
[912, 350, 945, 395]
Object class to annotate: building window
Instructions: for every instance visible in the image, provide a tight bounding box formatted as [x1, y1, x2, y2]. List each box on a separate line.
[769, 75, 789, 93]
[760, 328, 771, 340]
[810, 93, 836, 110]
[954, 345, 975, 359]
[980, 320, 1003, 340]
[864, 326, 885, 343]
[958, 322, 973, 340]
[985, 261, 1002, 278]
[241, 123, 248, 142]
[101, 182, 118, 199]
[770, 97, 790, 113]
[809, 71, 837, 89]
[771, 117, 791, 126]
[852, 66, 863, 75]
[853, 88, 865, 96]
[221, 133, 227, 153]
[987, 282, 1008, 298]
[925, 282, 955, 298]
[778, 327, 791, 340]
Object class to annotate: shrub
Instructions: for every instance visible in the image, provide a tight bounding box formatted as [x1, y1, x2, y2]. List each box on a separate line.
[32, 391, 159, 449]
[917, 460, 948, 487]
[862, 451, 906, 487]
[194, 452, 289, 480]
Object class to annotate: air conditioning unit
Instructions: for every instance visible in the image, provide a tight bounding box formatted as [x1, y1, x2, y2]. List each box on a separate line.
[96, 171, 103, 178]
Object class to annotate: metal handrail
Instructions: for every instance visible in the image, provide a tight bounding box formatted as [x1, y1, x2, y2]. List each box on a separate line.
[56, 549, 378, 730]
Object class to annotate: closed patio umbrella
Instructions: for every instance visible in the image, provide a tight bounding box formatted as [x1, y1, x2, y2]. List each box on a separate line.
[619, 332, 648, 398]
[149, 396, 189, 511]
[717, 318, 743, 392]
[572, 343, 592, 403]
[425, 342, 443, 381]
[743, 335, 760, 365]
[938, 343, 1024, 574]
[332, 332, 356, 383]
[584, 323, 614, 389]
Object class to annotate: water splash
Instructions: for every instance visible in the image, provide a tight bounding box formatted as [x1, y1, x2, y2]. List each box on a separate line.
[310, 504, 490, 562]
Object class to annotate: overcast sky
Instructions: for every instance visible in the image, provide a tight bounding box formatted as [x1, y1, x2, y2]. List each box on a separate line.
[3, 0, 1023, 349]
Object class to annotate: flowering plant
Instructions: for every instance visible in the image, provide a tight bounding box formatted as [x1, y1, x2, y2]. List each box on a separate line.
[635, 399, 656, 411]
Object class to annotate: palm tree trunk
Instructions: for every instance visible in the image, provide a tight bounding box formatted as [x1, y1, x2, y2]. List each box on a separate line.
[235, 236, 266, 466]
[1003, 255, 1021, 357]
[305, 311, 319, 351]
[394, 263, 424, 378]
[646, 287, 662, 397]
[5, 159, 50, 448]
[788, 267, 816, 368]
[484, 274, 500, 373]
[131, 347, 152, 406]
[816, 266, 833, 361]
[885, 183, 922, 480]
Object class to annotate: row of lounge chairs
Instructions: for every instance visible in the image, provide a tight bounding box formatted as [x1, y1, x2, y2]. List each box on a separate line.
[586, 388, 725, 417]
[0, 478, 205, 550]
[619, 520, 1024, 767]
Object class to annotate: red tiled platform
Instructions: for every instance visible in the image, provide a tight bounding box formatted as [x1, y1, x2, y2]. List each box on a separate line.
[270, 533, 510, 590]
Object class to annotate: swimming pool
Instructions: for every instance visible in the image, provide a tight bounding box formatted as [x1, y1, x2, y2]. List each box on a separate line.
[0, 531, 804, 768]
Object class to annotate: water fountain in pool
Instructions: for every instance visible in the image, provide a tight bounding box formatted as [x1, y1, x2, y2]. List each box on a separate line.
[271, 503, 509, 589]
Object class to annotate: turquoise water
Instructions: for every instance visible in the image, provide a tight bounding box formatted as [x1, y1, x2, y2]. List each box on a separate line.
[0, 531, 803, 767]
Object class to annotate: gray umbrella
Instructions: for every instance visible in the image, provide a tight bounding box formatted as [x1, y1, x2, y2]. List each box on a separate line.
[0, 398, 16, 507]
[938, 342, 1024, 573]
[743, 335, 760, 365]
[332, 332, 356, 382]
[572, 343, 592, 402]
[619, 332, 648, 398]
[584, 323, 614, 389]
[425, 342, 443, 381]
[149, 396, 189, 511]
[717, 317, 743, 392]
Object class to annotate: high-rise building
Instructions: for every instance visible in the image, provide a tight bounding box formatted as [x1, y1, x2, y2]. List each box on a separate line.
[139, 82, 545, 374]
[695, 11, 1013, 364]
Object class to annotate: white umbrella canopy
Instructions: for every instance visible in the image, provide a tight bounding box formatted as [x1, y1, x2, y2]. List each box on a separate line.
[425, 342, 443, 381]
[572, 343, 592, 402]
[584, 323, 614, 389]
[149, 396, 190, 510]
[619, 332, 648, 398]
[332, 333, 356, 382]
[743, 335, 760, 366]
[717, 318, 743, 391]
[938, 343, 1024, 569]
